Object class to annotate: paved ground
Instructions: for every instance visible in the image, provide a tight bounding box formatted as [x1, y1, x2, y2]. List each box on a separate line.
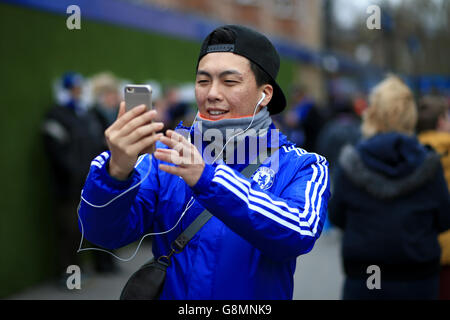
[293, 228, 344, 300]
[7, 229, 344, 300]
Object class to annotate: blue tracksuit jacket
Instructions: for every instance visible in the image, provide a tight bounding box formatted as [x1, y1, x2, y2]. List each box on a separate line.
[79, 123, 330, 299]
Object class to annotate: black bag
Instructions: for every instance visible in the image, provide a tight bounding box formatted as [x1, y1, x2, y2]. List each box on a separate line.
[120, 258, 168, 300]
[120, 209, 212, 300]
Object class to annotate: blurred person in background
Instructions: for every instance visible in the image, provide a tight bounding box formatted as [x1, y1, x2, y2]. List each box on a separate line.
[164, 86, 193, 131]
[328, 75, 450, 300]
[416, 95, 450, 299]
[88, 71, 122, 273]
[315, 96, 362, 178]
[42, 72, 107, 282]
[352, 92, 369, 119]
[90, 71, 121, 134]
[315, 96, 363, 234]
[283, 85, 325, 152]
[151, 86, 193, 132]
[417, 95, 450, 187]
[152, 96, 171, 130]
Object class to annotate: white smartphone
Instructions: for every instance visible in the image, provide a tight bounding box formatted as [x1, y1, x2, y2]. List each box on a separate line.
[124, 84, 152, 111]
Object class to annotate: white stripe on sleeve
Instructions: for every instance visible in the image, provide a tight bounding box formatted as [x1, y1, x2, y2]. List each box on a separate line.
[100, 151, 110, 161]
[312, 156, 328, 234]
[91, 160, 102, 169]
[212, 176, 312, 236]
[95, 155, 105, 165]
[213, 164, 321, 237]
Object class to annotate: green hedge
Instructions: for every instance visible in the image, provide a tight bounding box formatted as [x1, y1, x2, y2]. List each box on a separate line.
[0, 3, 295, 297]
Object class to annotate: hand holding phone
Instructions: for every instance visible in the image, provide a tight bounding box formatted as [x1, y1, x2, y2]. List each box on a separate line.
[104, 84, 164, 180]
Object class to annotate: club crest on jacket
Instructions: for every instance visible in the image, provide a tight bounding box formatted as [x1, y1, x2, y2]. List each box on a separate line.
[252, 166, 275, 190]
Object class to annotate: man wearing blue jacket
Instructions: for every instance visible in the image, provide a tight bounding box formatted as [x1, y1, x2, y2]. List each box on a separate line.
[79, 25, 330, 299]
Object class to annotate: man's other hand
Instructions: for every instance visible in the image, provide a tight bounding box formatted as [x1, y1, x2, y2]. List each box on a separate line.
[154, 130, 205, 187]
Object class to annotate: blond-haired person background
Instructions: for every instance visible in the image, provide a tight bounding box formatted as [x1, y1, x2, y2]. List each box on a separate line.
[90, 71, 121, 133]
[329, 75, 450, 300]
[416, 95, 450, 299]
[361, 75, 417, 138]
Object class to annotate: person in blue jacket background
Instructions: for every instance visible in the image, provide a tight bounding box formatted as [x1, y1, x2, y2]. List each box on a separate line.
[78, 25, 330, 299]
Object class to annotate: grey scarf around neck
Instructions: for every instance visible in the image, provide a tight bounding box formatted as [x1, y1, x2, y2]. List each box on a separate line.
[195, 107, 273, 163]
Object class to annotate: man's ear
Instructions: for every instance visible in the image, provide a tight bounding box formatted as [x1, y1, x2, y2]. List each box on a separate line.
[261, 84, 274, 107]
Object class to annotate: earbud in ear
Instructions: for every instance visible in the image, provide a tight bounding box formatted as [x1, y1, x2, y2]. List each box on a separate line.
[257, 92, 266, 107]
[255, 92, 266, 109]
[259, 92, 267, 108]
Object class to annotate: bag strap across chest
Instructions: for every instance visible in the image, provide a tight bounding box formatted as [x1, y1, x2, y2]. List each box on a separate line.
[157, 148, 277, 266]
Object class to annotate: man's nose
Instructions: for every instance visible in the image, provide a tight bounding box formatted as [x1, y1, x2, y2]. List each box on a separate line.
[207, 81, 223, 102]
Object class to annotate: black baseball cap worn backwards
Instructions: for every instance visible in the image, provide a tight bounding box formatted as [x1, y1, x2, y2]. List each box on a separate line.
[198, 24, 287, 115]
